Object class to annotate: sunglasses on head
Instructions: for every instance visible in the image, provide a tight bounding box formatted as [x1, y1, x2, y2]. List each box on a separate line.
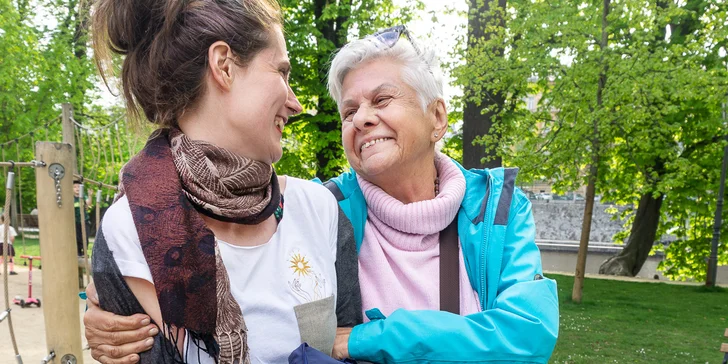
[371, 25, 424, 58]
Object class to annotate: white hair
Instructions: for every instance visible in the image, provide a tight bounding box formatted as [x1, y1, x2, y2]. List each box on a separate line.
[327, 32, 445, 112]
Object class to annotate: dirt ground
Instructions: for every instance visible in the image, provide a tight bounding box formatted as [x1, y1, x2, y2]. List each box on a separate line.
[0, 264, 95, 364]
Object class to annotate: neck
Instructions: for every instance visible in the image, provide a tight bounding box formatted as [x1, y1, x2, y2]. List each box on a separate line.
[367, 151, 437, 204]
[177, 98, 252, 159]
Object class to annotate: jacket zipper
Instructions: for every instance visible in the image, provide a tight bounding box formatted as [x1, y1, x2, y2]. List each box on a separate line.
[480, 176, 492, 310]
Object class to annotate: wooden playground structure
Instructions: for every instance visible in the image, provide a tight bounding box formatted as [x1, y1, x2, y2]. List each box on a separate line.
[1, 103, 122, 364]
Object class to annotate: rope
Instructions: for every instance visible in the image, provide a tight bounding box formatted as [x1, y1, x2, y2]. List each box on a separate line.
[79, 185, 90, 287]
[102, 134, 111, 186]
[91, 136, 102, 185]
[3, 171, 21, 358]
[14, 143, 26, 258]
[73, 175, 118, 191]
[0, 115, 60, 148]
[114, 124, 125, 171]
[70, 114, 124, 132]
[1, 147, 6, 182]
[107, 129, 116, 185]
[75, 126, 84, 177]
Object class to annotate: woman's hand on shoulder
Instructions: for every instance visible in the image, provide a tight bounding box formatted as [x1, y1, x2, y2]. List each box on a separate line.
[84, 282, 158, 363]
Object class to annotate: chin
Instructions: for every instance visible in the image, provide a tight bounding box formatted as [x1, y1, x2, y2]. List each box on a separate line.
[357, 153, 397, 178]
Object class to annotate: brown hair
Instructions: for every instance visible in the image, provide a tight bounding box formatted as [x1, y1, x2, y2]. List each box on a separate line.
[93, 0, 282, 126]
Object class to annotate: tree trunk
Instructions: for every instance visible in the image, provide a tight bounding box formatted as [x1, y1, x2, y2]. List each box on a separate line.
[313, 0, 349, 180]
[599, 192, 664, 276]
[572, 0, 609, 303]
[462, 0, 506, 170]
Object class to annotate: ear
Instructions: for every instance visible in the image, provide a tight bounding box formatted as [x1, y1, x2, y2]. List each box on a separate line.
[430, 98, 448, 142]
[207, 41, 235, 91]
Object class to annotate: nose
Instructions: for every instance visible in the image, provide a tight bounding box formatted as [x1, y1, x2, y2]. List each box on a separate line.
[351, 105, 379, 131]
[286, 84, 303, 116]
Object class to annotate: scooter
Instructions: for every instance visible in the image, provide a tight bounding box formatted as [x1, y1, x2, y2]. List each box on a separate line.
[13, 255, 41, 308]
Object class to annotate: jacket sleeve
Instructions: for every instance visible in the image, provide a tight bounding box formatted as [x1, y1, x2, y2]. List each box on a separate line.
[347, 195, 559, 363]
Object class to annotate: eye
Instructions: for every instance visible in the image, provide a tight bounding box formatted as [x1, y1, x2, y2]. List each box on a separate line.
[342, 109, 357, 122]
[279, 67, 291, 80]
[375, 96, 392, 105]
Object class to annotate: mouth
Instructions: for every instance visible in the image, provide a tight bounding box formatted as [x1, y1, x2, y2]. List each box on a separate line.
[274, 116, 287, 134]
[360, 137, 394, 153]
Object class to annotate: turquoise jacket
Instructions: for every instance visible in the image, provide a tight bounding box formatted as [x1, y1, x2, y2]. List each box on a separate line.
[323, 160, 559, 363]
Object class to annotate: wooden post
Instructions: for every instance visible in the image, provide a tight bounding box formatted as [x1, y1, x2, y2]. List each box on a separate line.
[35, 142, 84, 364]
[61, 103, 84, 287]
[61, 103, 75, 155]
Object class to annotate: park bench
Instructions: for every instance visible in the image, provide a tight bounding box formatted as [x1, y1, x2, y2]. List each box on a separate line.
[722, 328, 728, 364]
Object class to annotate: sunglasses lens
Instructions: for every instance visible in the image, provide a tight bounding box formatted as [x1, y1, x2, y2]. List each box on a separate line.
[375, 31, 400, 48]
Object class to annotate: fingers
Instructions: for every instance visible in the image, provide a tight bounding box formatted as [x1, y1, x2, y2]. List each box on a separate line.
[84, 301, 157, 360]
[93, 336, 155, 363]
[86, 282, 99, 306]
[84, 303, 150, 333]
[95, 353, 140, 364]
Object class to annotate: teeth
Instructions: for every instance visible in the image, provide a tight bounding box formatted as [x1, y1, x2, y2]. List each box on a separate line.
[361, 138, 391, 152]
[275, 117, 284, 132]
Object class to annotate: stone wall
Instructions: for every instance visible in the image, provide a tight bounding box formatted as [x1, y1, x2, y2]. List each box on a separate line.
[531, 200, 627, 243]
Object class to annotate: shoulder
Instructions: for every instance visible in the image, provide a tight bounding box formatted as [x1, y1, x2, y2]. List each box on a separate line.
[285, 176, 338, 205]
[100, 196, 139, 245]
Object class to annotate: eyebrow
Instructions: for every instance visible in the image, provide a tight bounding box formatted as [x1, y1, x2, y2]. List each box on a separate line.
[341, 83, 400, 110]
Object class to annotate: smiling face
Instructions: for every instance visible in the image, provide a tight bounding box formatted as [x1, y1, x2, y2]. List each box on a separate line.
[183, 26, 303, 164]
[339, 58, 443, 182]
[223, 26, 302, 163]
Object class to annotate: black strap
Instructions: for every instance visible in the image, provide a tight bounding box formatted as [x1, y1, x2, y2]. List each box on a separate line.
[440, 217, 460, 314]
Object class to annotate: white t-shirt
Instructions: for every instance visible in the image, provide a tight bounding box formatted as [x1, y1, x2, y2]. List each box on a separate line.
[0, 225, 17, 245]
[102, 177, 340, 363]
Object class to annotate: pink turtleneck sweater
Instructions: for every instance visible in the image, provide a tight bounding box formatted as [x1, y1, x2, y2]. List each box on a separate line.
[357, 153, 481, 321]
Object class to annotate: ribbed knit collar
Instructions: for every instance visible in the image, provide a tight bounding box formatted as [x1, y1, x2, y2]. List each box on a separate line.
[358, 153, 466, 240]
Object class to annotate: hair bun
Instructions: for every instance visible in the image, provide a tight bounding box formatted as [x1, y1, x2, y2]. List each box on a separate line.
[96, 0, 172, 54]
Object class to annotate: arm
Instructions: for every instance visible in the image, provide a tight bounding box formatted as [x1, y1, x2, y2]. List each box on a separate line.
[345, 196, 559, 363]
[91, 216, 178, 364]
[84, 282, 157, 364]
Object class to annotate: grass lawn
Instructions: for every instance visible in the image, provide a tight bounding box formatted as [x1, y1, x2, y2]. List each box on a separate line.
[550, 274, 728, 363]
[5, 237, 93, 269]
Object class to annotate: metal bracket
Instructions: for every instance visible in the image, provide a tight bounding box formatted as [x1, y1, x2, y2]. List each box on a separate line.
[48, 163, 65, 180]
[48, 164, 65, 208]
[40, 351, 55, 364]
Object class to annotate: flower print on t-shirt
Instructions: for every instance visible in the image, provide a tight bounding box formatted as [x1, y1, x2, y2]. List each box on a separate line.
[287, 249, 327, 302]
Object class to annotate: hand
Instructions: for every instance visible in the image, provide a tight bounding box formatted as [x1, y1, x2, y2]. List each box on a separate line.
[332, 327, 352, 360]
[84, 282, 158, 363]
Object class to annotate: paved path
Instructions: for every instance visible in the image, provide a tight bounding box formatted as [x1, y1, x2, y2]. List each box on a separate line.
[0, 264, 95, 363]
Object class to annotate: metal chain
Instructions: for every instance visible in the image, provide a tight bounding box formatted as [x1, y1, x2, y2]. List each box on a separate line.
[54, 170, 63, 207]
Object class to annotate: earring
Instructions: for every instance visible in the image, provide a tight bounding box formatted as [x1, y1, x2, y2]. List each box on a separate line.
[434, 132, 439, 138]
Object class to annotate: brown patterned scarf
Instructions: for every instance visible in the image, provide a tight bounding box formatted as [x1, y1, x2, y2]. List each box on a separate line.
[169, 128, 280, 225]
[118, 128, 281, 363]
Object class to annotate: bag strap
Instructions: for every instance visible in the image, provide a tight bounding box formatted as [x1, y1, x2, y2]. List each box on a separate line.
[440, 217, 460, 314]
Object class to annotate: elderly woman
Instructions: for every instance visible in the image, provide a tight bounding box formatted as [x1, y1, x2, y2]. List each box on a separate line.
[324, 25, 559, 362]
[83, 25, 558, 363]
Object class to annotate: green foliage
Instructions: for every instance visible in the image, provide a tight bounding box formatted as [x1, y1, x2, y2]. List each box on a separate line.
[0, 0, 141, 213]
[276, 0, 423, 180]
[452, 0, 728, 279]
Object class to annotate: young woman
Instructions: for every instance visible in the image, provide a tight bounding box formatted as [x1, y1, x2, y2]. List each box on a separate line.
[89, 0, 360, 363]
